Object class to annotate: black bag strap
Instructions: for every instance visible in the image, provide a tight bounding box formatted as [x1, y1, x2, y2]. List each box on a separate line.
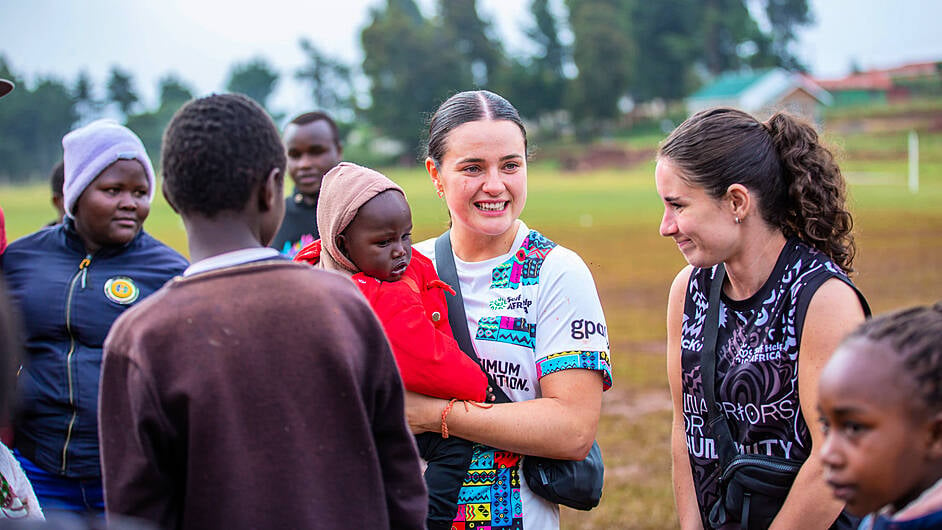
[435, 231, 512, 404]
[699, 264, 739, 466]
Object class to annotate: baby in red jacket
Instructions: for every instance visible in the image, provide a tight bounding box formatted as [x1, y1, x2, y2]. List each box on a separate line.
[294, 163, 487, 530]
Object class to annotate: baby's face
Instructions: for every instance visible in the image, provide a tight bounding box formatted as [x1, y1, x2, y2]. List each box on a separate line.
[817, 338, 937, 516]
[341, 190, 412, 282]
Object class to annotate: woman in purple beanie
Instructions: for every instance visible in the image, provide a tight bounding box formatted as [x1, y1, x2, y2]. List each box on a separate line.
[0, 119, 188, 516]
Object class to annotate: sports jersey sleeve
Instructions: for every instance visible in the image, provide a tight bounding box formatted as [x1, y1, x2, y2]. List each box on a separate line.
[534, 248, 612, 390]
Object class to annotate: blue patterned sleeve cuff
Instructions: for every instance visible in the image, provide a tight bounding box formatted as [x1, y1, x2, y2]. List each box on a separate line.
[536, 350, 613, 390]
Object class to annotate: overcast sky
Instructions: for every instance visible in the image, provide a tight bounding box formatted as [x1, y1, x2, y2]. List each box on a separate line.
[2, 0, 940, 114]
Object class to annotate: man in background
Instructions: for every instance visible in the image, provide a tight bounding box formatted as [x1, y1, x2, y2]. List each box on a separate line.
[270, 111, 343, 257]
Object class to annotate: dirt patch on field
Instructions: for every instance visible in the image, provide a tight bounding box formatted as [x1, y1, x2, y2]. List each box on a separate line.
[558, 145, 657, 172]
[827, 108, 942, 135]
[604, 387, 672, 418]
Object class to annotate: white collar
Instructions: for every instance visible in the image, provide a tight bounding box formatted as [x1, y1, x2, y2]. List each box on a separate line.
[183, 247, 281, 277]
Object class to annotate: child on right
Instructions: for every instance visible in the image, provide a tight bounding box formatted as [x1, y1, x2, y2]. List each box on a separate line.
[294, 162, 491, 530]
[818, 302, 942, 530]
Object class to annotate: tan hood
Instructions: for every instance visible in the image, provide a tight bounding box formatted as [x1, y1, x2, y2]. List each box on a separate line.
[316, 162, 406, 276]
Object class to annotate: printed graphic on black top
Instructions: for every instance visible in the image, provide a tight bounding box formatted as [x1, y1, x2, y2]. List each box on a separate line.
[678, 239, 862, 527]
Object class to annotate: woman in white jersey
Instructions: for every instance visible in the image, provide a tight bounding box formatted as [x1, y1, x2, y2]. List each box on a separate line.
[407, 90, 613, 530]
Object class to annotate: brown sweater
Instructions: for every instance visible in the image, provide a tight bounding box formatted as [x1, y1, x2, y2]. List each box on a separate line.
[98, 260, 427, 529]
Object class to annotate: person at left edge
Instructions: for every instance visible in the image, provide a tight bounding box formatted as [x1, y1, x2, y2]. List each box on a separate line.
[0, 119, 188, 516]
[1, 279, 44, 521]
[270, 111, 343, 257]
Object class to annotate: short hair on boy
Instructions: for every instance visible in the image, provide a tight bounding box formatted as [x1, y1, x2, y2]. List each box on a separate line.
[49, 161, 65, 198]
[288, 111, 341, 149]
[162, 93, 286, 216]
[846, 301, 942, 410]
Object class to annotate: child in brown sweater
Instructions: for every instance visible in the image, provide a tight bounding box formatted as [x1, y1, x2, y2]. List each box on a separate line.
[98, 94, 427, 530]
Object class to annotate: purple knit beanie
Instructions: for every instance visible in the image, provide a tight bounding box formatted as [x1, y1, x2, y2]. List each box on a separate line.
[62, 119, 156, 218]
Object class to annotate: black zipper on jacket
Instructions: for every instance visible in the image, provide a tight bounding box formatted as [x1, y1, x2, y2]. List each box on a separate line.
[61, 253, 91, 474]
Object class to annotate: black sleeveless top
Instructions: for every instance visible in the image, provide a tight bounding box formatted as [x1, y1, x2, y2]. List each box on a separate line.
[680, 238, 868, 526]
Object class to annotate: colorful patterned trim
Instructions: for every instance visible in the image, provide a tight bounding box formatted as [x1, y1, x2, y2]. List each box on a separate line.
[491, 231, 557, 290]
[476, 316, 536, 349]
[280, 233, 316, 259]
[536, 350, 613, 390]
[453, 444, 523, 529]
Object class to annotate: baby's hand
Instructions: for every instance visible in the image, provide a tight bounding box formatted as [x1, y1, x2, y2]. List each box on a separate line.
[486, 385, 497, 403]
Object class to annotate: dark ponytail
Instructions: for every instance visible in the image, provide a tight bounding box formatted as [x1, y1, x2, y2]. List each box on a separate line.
[659, 107, 856, 273]
[765, 112, 855, 272]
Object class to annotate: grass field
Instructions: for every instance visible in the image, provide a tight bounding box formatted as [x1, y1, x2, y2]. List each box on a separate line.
[2, 128, 941, 528]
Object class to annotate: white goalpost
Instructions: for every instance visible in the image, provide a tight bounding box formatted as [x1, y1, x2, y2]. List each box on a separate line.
[909, 129, 919, 193]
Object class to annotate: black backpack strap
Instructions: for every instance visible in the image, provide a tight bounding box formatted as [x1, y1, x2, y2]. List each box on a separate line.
[699, 264, 739, 466]
[435, 231, 511, 404]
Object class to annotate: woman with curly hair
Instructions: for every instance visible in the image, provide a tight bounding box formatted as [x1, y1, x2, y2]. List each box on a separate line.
[658, 108, 869, 529]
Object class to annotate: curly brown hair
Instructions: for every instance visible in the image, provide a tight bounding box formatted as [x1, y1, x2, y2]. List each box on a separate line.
[659, 107, 856, 273]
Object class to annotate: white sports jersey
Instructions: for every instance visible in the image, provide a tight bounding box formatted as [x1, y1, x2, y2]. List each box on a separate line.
[416, 221, 611, 530]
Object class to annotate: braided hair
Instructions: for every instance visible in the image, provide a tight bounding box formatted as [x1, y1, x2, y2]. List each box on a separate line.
[845, 302, 942, 411]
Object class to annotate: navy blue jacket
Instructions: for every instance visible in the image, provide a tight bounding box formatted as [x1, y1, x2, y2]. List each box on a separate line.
[1, 220, 187, 478]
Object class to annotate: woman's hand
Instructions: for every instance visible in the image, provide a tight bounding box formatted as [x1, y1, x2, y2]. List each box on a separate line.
[404, 391, 446, 434]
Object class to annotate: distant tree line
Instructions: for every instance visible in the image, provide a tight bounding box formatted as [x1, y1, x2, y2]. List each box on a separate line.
[0, 0, 809, 182]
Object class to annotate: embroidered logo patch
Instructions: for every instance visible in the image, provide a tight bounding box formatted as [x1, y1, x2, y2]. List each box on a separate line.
[104, 277, 140, 304]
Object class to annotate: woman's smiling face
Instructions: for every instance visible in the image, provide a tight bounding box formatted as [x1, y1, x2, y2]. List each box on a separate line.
[430, 119, 527, 242]
[655, 157, 738, 268]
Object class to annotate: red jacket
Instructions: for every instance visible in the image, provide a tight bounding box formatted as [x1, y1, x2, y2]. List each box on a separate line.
[295, 241, 487, 401]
